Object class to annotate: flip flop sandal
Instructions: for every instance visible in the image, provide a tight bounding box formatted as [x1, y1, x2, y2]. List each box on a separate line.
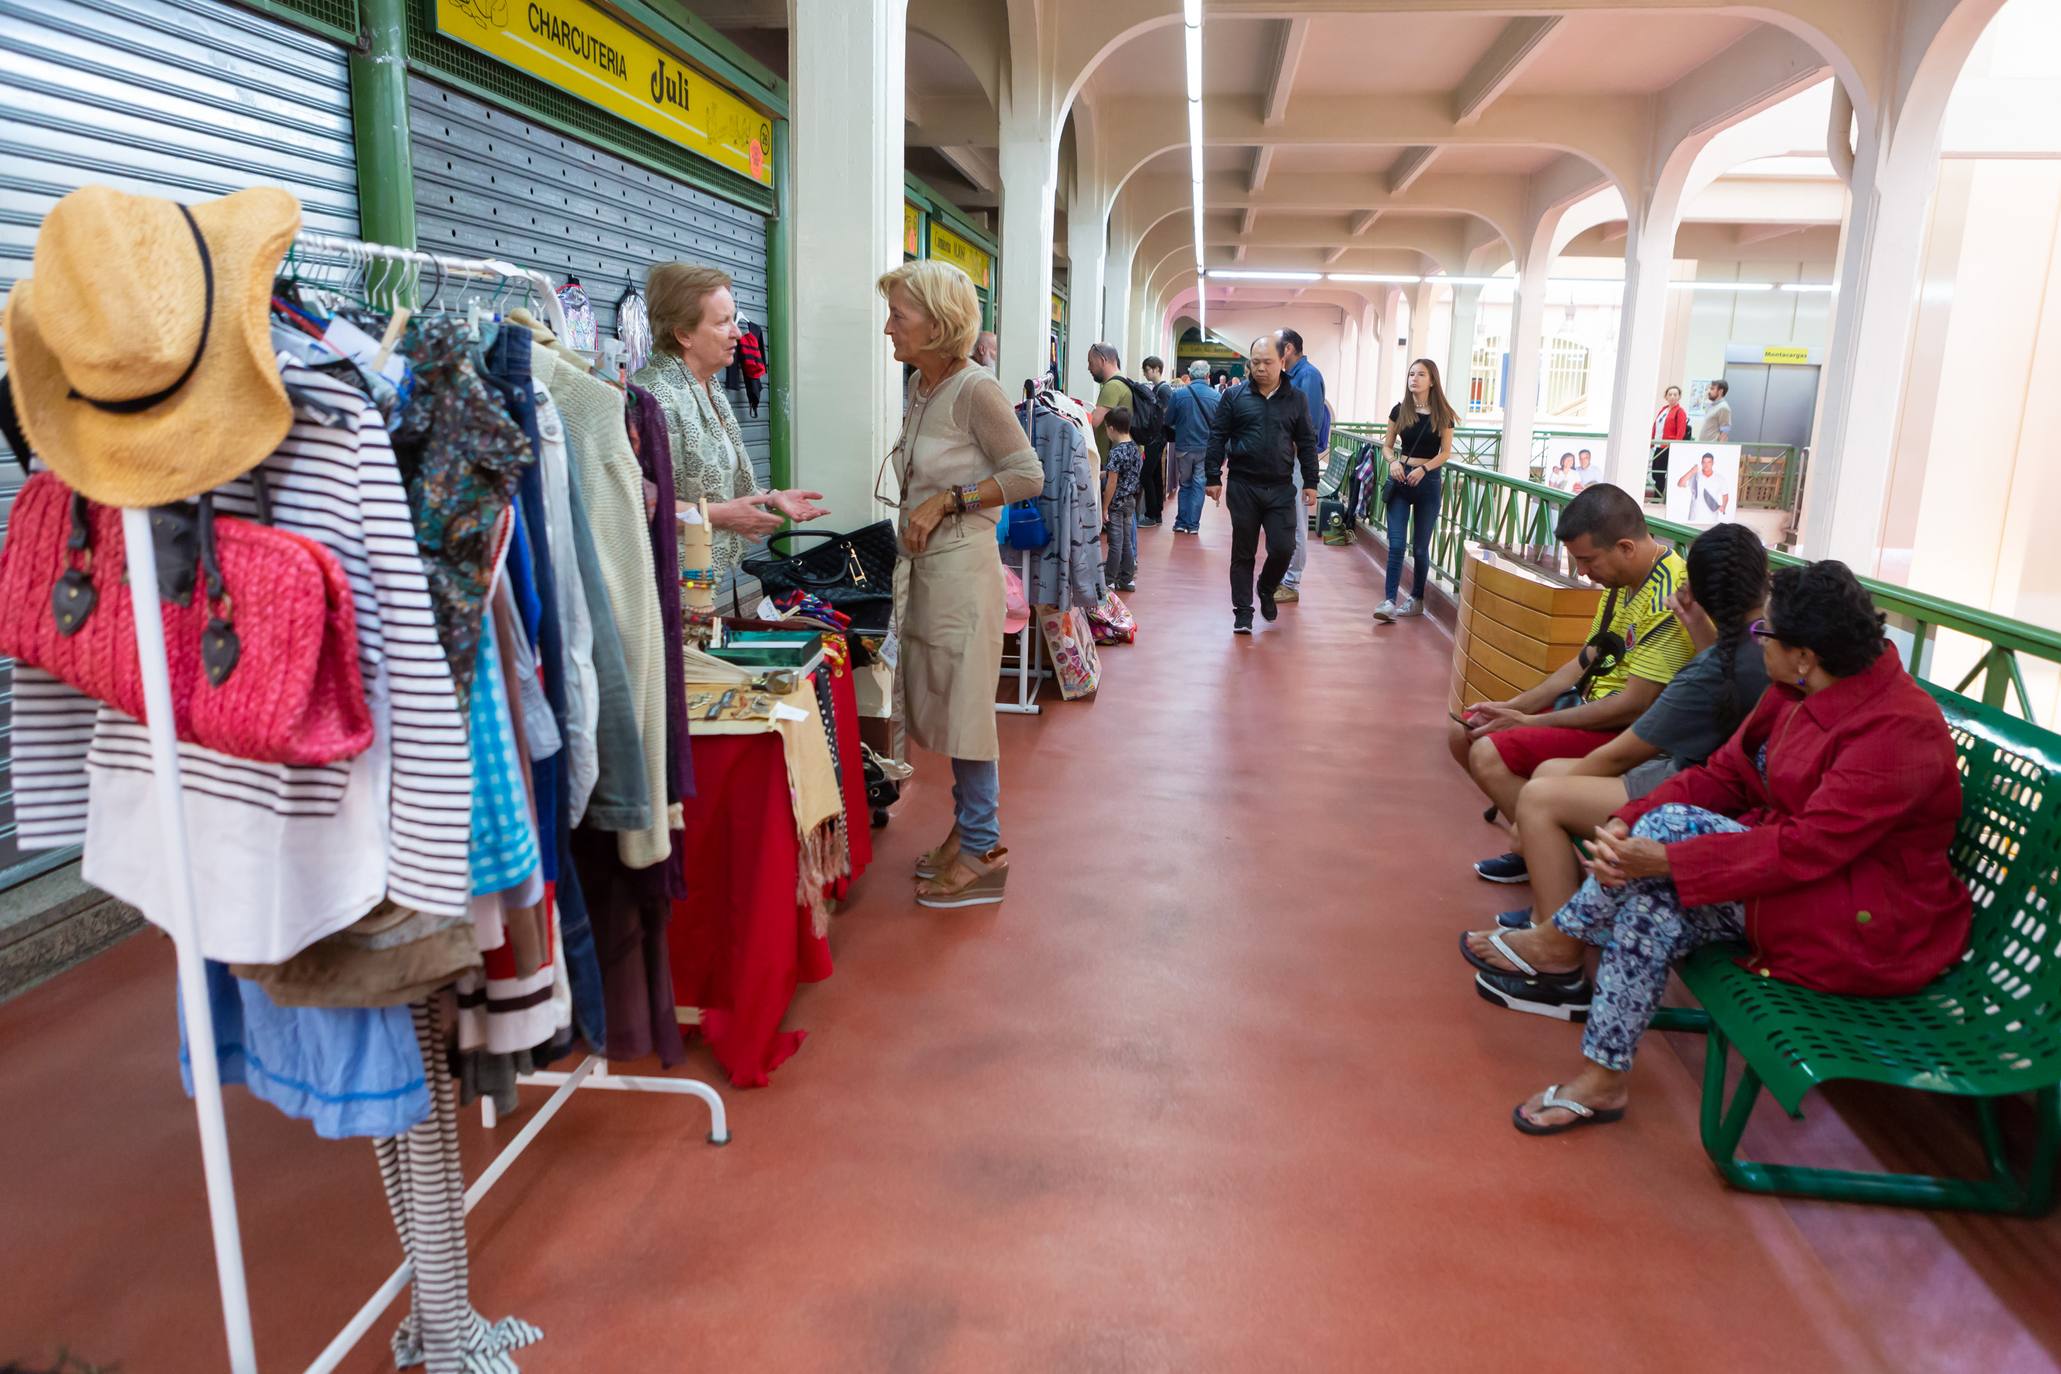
[914, 826, 962, 880]
[1457, 928, 1579, 982]
[1512, 1084, 1627, 1136]
[916, 849, 1009, 909]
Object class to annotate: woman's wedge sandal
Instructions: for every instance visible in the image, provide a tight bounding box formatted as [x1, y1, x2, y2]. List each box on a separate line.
[1511, 1084, 1626, 1136]
[914, 825, 961, 881]
[915, 848, 1009, 909]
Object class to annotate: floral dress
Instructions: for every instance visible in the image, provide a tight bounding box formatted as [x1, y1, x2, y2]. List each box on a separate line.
[630, 352, 761, 581]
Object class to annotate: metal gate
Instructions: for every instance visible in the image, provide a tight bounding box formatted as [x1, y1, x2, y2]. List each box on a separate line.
[408, 78, 775, 513]
[0, 0, 359, 890]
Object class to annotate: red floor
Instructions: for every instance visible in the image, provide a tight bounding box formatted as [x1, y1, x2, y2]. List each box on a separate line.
[4, 516, 2058, 1373]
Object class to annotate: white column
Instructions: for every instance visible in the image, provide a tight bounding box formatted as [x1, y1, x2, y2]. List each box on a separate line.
[1408, 279, 1437, 365]
[1603, 193, 1682, 497]
[1501, 257, 1548, 478]
[1100, 229, 1134, 374]
[996, 100, 1060, 397]
[1447, 285, 1482, 419]
[1354, 298, 1382, 424]
[1372, 288, 1398, 420]
[1066, 185, 1110, 395]
[788, 0, 905, 520]
[1802, 113, 1951, 568]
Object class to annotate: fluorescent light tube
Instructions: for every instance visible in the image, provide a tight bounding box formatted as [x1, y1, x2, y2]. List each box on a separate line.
[1427, 275, 1504, 287]
[1185, 28, 1202, 95]
[1327, 273, 1421, 283]
[1183, 0, 1201, 26]
[1779, 282, 1835, 293]
[1208, 269, 1321, 281]
[1667, 281, 1775, 292]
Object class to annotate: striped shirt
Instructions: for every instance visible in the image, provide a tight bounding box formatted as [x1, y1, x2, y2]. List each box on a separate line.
[1583, 550, 1694, 701]
[12, 359, 473, 962]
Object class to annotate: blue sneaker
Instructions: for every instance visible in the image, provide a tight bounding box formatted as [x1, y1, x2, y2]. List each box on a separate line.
[1496, 907, 1533, 930]
[1474, 851, 1529, 884]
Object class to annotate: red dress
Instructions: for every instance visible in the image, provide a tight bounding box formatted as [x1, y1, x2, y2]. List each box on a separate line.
[1617, 646, 1971, 995]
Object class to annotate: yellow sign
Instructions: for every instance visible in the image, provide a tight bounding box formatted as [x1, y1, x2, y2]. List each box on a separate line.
[903, 203, 921, 257]
[1762, 345, 1810, 364]
[927, 223, 991, 289]
[1050, 292, 1065, 325]
[435, 0, 773, 187]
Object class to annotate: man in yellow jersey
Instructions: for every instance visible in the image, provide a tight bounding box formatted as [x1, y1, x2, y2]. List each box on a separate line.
[1451, 484, 1693, 884]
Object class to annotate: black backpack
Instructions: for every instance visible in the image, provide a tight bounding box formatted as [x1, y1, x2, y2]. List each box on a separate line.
[1116, 376, 1164, 441]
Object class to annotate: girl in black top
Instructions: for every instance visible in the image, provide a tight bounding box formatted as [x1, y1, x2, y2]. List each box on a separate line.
[1374, 357, 1458, 622]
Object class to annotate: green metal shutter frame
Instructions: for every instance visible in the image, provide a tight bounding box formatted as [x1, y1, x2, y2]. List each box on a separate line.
[408, 76, 775, 577]
[0, 0, 359, 890]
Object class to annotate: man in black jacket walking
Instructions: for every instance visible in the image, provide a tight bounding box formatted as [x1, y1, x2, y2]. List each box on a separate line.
[1204, 335, 1321, 634]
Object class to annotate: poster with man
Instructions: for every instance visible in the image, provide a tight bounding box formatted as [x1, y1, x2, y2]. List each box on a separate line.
[1666, 443, 1741, 526]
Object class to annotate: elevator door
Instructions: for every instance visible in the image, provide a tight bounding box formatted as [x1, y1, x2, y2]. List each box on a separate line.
[1719, 362, 1820, 447]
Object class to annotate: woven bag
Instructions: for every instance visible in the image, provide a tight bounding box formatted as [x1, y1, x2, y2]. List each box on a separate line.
[0, 470, 374, 765]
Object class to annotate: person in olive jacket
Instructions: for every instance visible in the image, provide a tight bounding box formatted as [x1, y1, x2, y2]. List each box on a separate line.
[1203, 335, 1320, 634]
[1460, 560, 1971, 1135]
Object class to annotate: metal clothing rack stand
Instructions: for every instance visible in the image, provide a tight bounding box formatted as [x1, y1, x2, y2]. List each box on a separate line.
[131, 231, 726, 1374]
[996, 546, 1045, 716]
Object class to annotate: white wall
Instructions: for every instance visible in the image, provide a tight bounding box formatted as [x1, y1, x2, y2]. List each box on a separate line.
[1192, 301, 1349, 410]
[1674, 261, 1835, 389]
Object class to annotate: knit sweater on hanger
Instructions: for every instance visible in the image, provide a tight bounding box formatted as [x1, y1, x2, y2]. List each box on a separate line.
[512, 310, 675, 871]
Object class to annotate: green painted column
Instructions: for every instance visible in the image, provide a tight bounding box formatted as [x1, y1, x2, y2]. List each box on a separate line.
[766, 115, 794, 493]
[349, 0, 417, 253]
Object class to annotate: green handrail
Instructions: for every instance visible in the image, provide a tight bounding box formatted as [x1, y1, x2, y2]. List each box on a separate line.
[1326, 426, 2061, 723]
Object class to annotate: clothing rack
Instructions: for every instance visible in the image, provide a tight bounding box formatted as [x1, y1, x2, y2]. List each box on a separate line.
[997, 546, 1045, 716]
[142, 230, 726, 1374]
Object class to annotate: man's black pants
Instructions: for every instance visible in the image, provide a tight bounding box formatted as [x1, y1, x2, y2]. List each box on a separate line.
[1141, 439, 1168, 520]
[1226, 478, 1299, 614]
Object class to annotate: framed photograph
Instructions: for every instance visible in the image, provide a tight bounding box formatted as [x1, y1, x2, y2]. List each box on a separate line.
[1666, 442, 1741, 526]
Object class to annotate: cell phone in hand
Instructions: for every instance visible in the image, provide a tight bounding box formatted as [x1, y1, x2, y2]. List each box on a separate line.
[1450, 710, 1473, 727]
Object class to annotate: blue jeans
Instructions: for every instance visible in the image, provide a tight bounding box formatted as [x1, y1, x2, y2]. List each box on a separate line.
[1384, 467, 1442, 601]
[952, 758, 1002, 854]
[1173, 449, 1208, 530]
[1104, 506, 1138, 585]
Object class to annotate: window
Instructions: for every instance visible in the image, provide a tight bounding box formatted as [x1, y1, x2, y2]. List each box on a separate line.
[1468, 336, 1503, 414]
[1543, 335, 1591, 418]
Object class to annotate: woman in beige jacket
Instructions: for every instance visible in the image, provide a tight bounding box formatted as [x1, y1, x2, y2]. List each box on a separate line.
[880, 261, 1044, 908]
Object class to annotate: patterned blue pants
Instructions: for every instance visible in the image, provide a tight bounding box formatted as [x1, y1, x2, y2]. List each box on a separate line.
[1551, 804, 1749, 1071]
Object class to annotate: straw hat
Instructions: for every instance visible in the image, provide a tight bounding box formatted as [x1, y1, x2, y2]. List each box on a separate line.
[3, 185, 300, 507]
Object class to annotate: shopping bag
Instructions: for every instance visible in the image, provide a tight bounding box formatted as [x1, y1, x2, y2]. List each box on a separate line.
[1084, 589, 1137, 645]
[1037, 605, 1101, 700]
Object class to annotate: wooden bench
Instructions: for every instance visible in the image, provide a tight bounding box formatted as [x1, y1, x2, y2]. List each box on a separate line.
[1656, 683, 2061, 1214]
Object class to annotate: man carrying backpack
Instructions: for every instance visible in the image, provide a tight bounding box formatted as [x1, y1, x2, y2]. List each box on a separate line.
[1137, 356, 1175, 528]
[1087, 342, 1131, 469]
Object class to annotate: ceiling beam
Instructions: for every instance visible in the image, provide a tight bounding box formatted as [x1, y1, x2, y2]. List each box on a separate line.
[1249, 146, 1276, 194]
[1322, 245, 1348, 265]
[1348, 209, 1381, 236]
[1387, 146, 1439, 195]
[1240, 207, 1260, 234]
[1452, 18, 1561, 127]
[1232, 244, 1247, 263]
[1262, 18, 1312, 128]
[935, 145, 1001, 194]
[1734, 222, 1803, 245]
[1601, 221, 1628, 242]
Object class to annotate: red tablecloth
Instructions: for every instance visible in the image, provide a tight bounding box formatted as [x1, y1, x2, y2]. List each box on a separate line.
[668, 667, 871, 1086]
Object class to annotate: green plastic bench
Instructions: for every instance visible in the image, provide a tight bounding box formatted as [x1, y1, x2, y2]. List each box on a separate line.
[1656, 683, 2061, 1214]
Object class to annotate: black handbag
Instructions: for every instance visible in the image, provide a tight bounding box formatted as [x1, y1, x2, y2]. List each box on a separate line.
[741, 520, 897, 632]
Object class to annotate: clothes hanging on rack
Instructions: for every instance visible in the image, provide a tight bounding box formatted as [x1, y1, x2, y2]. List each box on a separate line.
[726, 320, 767, 416]
[555, 278, 597, 354]
[614, 284, 652, 376]
[1014, 393, 1105, 611]
[12, 359, 476, 960]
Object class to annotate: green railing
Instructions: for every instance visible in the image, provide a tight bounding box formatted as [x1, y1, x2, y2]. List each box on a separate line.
[1346, 423, 1805, 513]
[1328, 426, 2061, 724]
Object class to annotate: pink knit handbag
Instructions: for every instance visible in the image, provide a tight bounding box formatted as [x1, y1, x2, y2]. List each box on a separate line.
[0, 471, 374, 765]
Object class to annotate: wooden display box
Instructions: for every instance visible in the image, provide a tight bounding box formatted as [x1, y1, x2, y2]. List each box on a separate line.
[1452, 544, 1602, 714]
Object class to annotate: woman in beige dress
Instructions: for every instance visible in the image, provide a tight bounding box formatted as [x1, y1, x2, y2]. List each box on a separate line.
[879, 261, 1044, 908]
[633, 263, 829, 582]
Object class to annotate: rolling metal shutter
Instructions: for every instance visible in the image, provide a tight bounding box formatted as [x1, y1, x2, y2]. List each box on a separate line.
[408, 76, 773, 477]
[408, 77, 775, 594]
[0, 0, 359, 889]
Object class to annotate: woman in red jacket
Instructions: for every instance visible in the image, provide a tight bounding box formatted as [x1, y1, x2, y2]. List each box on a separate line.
[1648, 384, 1691, 497]
[1461, 561, 1971, 1135]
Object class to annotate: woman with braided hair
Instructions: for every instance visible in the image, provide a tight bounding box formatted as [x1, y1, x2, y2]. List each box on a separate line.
[1464, 523, 1772, 941]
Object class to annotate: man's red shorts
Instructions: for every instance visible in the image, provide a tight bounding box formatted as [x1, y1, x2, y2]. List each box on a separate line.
[1489, 725, 1618, 778]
